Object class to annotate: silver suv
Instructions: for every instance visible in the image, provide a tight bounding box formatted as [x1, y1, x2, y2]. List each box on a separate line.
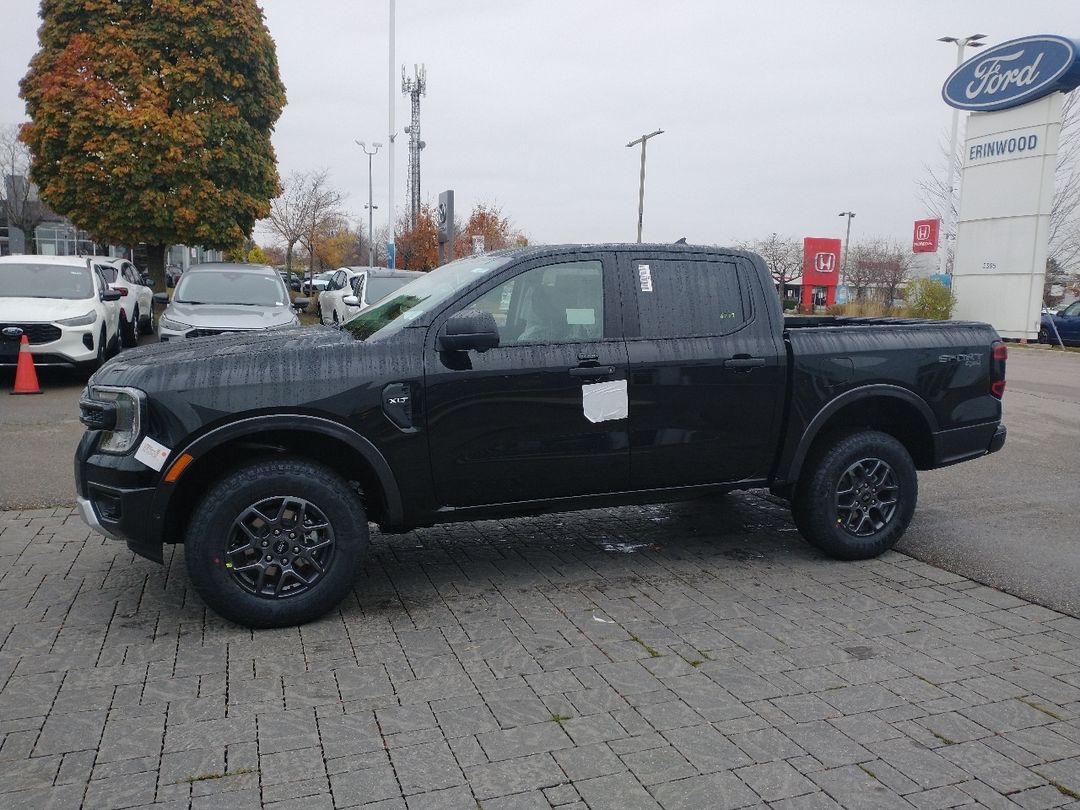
[154, 263, 308, 341]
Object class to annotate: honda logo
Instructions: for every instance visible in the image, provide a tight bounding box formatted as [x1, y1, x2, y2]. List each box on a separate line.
[814, 252, 836, 273]
[915, 224, 931, 241]
[2, 327, 24, 340]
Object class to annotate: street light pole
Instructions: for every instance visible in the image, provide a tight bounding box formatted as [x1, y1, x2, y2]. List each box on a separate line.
[838, 211, 855, 285]
[938, 33, 986, 275]
[388, 0, 396, 265]
[626, 129, 664, 243]
[356, 140, 383, 267]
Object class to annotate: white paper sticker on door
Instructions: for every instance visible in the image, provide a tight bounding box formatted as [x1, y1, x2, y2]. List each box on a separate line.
[638, 264, 653, 292]
[582, 379, 628, 423]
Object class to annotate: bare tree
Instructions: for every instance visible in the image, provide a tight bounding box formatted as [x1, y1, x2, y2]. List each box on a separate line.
[849, 238, 911, 310]
[738, 233, 802, 293]
[1, 124, 47, 254]
[264, 169, 345, 275]
[918, 92, 1080, 276]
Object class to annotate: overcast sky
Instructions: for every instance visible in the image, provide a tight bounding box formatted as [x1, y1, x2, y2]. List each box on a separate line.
[1, 1, 1077, 248]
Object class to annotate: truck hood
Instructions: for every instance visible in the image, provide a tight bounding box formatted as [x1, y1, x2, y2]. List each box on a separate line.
[163, 301, 297, 330]
[0, 297, 98, 323]
[87, 324, 419, 444]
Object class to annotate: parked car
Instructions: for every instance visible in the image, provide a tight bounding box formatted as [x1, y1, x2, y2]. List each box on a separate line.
[76, 243, 1007, 628]
[1, 254, 121, 369]
[278, 270, 302, 291]
[1039, 301, 1080, 345]
[301, 271, 334, 295]
[318, 267, 424, 326]
[154, 262, 309, 341]
[94, 257, 154, 347]
[165, 264, 183, 288]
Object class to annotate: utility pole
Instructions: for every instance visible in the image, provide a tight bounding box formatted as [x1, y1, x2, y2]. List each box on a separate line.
[626, 129, 663, 243]
[838, 211, 856, 284]
[938, 33, 986, 275]
[356, 141, 382, 267]
[388, 0, 396, 266]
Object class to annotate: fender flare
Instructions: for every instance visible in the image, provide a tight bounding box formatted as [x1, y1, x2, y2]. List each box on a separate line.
[151, 414, 404, 530]
[784, 385, 938, 484]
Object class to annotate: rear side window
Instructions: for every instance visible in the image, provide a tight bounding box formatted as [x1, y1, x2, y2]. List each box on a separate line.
[633, 259, 747, 338]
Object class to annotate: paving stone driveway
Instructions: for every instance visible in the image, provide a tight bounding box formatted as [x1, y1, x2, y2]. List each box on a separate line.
[1, 492, 1079, 810]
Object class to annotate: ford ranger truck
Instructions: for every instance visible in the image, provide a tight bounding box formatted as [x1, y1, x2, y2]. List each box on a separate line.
[75, 244, 1006, 628]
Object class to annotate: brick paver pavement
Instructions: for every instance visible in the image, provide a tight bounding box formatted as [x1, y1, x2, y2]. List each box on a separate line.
[1, 492, 1078, 809]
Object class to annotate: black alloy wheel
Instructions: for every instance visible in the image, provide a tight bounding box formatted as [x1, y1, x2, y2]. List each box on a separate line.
[224, 496, 335, 599]
[834, 458, 899, 537]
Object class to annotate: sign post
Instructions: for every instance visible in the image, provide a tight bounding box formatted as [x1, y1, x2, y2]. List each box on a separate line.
[436, 189, 455, 266]
[801, 237, 842, 310]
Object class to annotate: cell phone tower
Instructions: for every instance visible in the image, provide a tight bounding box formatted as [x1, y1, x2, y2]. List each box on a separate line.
[402, 64, 427, 230]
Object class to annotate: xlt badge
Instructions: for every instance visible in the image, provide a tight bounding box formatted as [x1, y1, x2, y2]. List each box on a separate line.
[382, 383, 415, 431]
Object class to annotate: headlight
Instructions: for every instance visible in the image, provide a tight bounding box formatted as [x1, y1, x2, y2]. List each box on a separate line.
[87, 386, 145, 454]
[158, 314, 191, 332]
[57, 311, 97, 327]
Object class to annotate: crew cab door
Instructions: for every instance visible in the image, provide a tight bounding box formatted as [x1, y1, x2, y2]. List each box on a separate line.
[424, 254, 629, 507]
[621, 253, 783, 488]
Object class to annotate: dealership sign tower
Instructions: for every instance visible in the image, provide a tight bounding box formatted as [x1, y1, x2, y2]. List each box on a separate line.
[943, 35, 1080, 339]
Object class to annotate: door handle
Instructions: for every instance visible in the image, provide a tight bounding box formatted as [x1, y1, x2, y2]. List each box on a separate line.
[723, 356, 766, 371]
[569, 365, 615, 378]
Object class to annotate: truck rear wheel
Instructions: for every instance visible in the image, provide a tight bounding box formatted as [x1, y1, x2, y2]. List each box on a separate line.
[792, 430, 917, 560]
[184, 458, 369, 628]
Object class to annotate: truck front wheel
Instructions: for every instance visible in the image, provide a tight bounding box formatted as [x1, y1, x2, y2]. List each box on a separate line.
[184, 458, 369, 628]
[792, 430, 917, 560]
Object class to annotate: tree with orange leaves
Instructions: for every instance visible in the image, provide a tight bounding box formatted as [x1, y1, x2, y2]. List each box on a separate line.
[19, 0, 286, 290]
[395, 206, 439, 271]
[454, 202, 527, 257]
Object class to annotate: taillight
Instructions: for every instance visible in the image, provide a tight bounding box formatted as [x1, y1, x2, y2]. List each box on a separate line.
[990, 341, 1007, 398]
[113, 286, 129, 296]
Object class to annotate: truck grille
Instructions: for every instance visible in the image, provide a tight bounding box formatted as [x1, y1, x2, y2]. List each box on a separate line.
[0, 323, 62, 344]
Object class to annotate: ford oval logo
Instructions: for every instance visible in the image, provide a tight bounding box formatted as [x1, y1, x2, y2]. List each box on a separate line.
[2, 326, 23, 340]
[942, 35, 1080, 112]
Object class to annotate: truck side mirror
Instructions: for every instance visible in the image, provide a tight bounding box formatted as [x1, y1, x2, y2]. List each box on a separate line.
[292, 297, 310, 312]
[343, 295, 360, 307]
[437, 309, 500, 353]
[152, 292, 170, 305]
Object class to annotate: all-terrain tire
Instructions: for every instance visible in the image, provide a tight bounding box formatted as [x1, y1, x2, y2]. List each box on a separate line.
[184, 458, 369, 628]
[791, 430, 917, 560]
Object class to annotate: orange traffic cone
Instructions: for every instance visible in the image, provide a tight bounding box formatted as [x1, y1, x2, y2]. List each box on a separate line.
[11, 334, 42, 395]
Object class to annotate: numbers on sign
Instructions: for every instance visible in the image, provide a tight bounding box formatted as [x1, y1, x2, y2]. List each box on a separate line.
[982, 262, 997, 270]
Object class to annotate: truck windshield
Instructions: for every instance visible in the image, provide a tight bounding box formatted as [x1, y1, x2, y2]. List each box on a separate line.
[343, 255, 512, 341]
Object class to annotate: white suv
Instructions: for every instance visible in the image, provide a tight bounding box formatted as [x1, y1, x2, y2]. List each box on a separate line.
[0, 255, 122, 369]
[319, 267, 424, 325]
[94, 257, 154, 346]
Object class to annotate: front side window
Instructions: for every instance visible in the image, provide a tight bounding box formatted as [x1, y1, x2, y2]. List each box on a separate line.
[1064, 302, 1080, 317]
[343, 254, 512, 341]
[465, 260, 604, 345]
[633, 259, 747, 338]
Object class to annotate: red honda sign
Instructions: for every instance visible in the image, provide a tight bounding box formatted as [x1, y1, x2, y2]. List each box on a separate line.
[913, 218, 939, 253]
[801, 237, 842, 308]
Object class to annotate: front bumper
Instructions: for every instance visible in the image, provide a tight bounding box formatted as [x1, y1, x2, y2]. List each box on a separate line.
[74, 431, 164, 562]
[0, 323, 99, 366]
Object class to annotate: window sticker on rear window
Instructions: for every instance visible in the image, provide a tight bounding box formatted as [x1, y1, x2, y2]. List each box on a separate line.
[638, 264, 653, 292]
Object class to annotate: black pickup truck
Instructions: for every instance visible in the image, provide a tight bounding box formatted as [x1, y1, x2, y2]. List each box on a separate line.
[75, 244, 1007, 627]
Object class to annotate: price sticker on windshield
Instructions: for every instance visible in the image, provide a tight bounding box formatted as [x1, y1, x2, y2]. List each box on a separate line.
[638, 264, 653, 292]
